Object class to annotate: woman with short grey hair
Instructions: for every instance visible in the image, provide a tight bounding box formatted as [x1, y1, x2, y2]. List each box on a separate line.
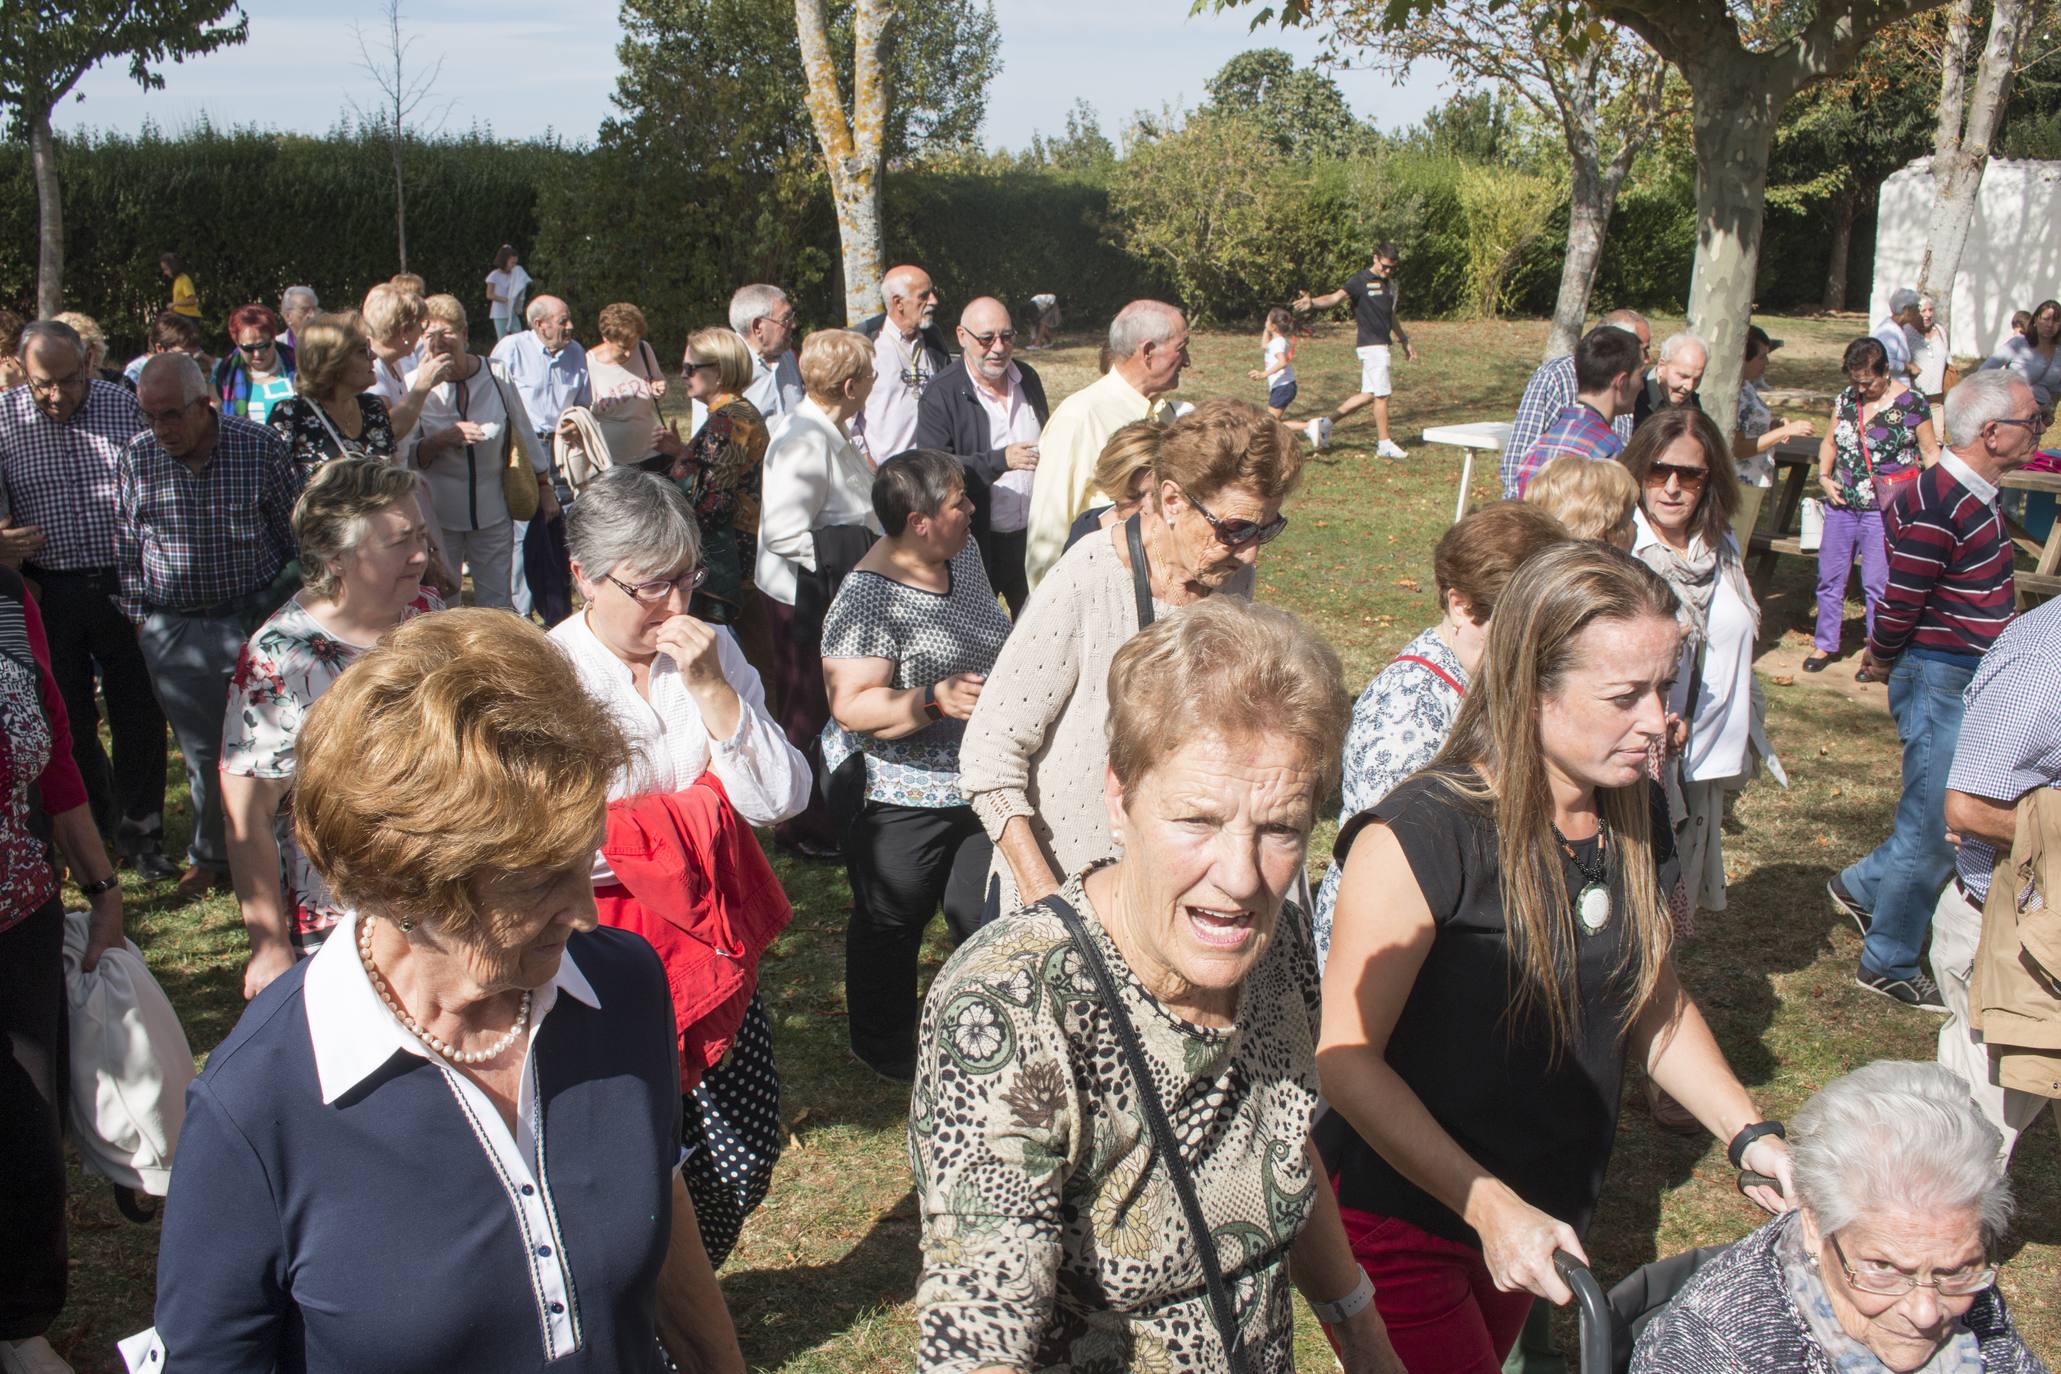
[1634, 1061, 2045, 1373]
[819, 449, 1012, 1082]
[549, 465, 806, 1267]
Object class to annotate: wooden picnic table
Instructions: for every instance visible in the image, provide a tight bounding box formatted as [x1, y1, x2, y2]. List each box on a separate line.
[1748, 439, 2061, 608]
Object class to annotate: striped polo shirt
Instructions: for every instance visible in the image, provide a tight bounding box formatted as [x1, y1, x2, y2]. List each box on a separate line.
[1869, 453, 2015, 661]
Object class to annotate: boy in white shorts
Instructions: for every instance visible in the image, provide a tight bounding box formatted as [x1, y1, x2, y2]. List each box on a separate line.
[1293, 241, 1420, 459]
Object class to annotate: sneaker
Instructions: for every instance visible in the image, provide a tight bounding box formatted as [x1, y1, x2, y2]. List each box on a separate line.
[1302, 424, 1322, 449]
[1, 1337, 75, 1374]
[1827, 875, 1871, 935]
[1854, 962, 1948, 1013]
[1316, 417, 1334, 450]
[1375, 438, 1408, 460]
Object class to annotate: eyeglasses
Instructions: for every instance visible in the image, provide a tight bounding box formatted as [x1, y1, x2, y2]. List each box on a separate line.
[1179, 485, 1289, 548]
[238, 339, 276, 354]
[142, 400, 205, 425]
[682, 359, 718, 374]
[605, 566, 708, 603]
[26, 372, 89, 397]
[1990, 416, 2045, 435]
[1643, 462, 1708, 491]
[963, 330, 1014, 350]
[1828, 1233, 1996, 1299]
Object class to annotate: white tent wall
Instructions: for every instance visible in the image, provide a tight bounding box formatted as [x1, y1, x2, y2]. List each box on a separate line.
[1873, 158, 2061, 360]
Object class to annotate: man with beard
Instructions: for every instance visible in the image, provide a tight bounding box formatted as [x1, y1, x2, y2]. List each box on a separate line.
[858, 264, 951, 462]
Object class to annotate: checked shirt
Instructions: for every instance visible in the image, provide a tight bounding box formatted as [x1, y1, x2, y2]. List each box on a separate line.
[0, 380, 148, 571]
[114, 413, 301, 622]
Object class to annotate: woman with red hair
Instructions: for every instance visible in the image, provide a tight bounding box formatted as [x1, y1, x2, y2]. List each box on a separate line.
[211, 303, 297, 424]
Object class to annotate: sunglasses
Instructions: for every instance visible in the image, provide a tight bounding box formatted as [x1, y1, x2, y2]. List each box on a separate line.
[1180, 485, 1289, 548]
[682, 359, 718, 374]
[606, 566, 708, 603]
[963, 329, 1014, 350]
[238, 339, 275, 354]
[1644, 462, 1708, 491]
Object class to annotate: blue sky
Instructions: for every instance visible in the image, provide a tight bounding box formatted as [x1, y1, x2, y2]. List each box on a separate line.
[51, 0, 1449, 151]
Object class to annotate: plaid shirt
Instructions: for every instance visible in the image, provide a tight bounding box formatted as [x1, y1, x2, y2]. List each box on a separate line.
[1509, 403, 1624, 496]
[1948, 599, 2061, 901]
[1501, 356, 1634, 498]
[114, 413, 301, 622]
[0, 380, 147, 571]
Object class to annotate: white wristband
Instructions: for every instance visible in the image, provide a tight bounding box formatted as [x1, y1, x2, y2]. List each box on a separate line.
[1308, 1267, 1375, 1325]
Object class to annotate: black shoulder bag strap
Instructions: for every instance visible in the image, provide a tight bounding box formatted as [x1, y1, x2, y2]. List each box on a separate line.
[1036, 893, 1254, 1374]
[1124, 514, 1155, 631]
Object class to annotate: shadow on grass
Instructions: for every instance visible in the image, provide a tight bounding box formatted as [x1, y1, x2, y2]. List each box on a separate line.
[727, 1188, 921, 1368]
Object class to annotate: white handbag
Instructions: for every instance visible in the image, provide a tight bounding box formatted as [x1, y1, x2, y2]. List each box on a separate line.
[1799, 497, 1825, 552]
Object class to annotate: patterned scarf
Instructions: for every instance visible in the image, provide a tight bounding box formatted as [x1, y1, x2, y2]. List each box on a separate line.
[1775, 1214, 1985, 1374]
[1636, 526, 1758, 651]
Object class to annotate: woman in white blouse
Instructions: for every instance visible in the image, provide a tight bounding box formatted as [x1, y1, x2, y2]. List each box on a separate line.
[550, 466, 807, 1267]
[756, 327, 882, 857]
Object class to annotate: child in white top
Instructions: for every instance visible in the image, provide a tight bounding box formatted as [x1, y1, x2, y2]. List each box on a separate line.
[1250, 307, 1324, 446]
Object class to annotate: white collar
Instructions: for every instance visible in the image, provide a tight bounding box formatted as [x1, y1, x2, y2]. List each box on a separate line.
[302, 909, 600, 1104]
[1939, 450, 1999, 504]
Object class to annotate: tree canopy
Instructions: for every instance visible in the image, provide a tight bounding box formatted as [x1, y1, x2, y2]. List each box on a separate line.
[1201, 47, 1369, 156]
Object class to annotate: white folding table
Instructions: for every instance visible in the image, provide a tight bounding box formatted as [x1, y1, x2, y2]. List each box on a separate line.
[1421, 421, 1513, 523]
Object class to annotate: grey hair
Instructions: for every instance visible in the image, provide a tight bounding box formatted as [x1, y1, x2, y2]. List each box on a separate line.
[280, 285, 319, 314]
[1944, 369, 2032, 448]
[1791, 1060, 2012, 1247]
[19, 319, 86, 364]
[1656, 331, 1708, 365]
[879, 265, 925, 310]
[1108, 300, 1182, 360]
[729, 283, 789, 337]
[564, 467, 702, 582]
[136, 351, 208, 404]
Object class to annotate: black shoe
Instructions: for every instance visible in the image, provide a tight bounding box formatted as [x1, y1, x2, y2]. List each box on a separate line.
[1827, 876, 1872, 935]
[1854, 962, 1948, 1012]
[853, 1051, 915, 1085]
[776, 837, 843, 863]
[1801, 653, 1833, 673]
[122, 849, 180, 882]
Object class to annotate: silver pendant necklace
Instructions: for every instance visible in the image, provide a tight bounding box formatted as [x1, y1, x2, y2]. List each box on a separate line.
[1553, 821, 1614, 934]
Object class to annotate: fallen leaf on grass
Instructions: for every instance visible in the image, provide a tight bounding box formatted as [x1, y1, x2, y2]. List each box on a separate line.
[1394, 577, 1422, 591]
[1772, 674, 1794, 686]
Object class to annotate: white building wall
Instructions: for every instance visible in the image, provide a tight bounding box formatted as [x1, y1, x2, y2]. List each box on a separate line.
[1873, 158, 2061, 360]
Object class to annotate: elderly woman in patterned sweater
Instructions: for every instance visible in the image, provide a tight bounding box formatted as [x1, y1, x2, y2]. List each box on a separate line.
[912, 597, 1402, 1374]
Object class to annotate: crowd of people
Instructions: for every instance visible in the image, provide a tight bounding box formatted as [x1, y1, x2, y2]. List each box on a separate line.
[0, 246, 2055, 1374]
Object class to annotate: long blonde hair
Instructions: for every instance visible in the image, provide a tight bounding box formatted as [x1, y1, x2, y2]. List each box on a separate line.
[1429, 541, 1680, 1056]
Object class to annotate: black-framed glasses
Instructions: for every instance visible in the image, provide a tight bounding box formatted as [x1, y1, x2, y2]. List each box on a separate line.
[142, 399, 206, 426]
[1644, 462, 1709, 491]
[1990, 416, 2045, 435]
[605, 566, 708, 603]
[1827, 1233, 1996, 1299]
[682, 359, 718, 374]
[26, 371, 89, 396]
[963, 329, 1014, 350]
[238, 339, 276, 354]
[1179, 484, 1289, 548]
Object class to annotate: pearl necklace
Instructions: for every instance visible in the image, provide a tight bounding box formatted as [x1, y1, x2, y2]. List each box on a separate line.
[357, 918, 531, 1066]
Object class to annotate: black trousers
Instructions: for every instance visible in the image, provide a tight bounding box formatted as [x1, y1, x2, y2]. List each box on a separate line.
[521, 512, 573, 627]
[0, 893, 68, 1339]
[29, 567, 168, 847]
[841, 801, 993, 1070]
[984, 526, 1030, 619]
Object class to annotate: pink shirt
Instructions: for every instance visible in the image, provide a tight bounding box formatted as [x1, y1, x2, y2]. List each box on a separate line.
[970, 363, 1043, 532]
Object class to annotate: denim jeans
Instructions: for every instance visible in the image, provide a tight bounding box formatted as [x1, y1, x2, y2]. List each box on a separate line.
[1840, 650, 1975, 980]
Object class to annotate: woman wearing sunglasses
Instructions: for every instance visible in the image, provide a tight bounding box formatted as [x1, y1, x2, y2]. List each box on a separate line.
[959, 397, 1301, 910]
[212, 303, 298, 424]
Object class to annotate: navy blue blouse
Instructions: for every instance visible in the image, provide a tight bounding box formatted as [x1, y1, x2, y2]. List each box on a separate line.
[153, 926, 681, 1372]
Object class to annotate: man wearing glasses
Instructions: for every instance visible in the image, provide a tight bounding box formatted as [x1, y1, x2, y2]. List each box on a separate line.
[731, 283, 805, 424]
[0, 320, 176, 879]
[858, 264, 951, 463]
[915, 296, 1050, 616]
[1834, 371, 2043, 1013]
[116, 354, 302, 902]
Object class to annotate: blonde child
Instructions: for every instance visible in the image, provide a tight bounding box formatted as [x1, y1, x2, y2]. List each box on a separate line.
[1250, 307, 1325, 446]
[1524, 454, 1639, 549]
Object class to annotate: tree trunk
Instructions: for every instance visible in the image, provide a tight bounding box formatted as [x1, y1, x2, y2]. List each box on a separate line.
[1917, 0, 2033, 349]
[796, 0, 893, 325]
[1684, 76, 1780, 442]
[30, 111, 65, 318]
[1546, 159, 1612, 360]
[391, 137, 409, 273]
[1822, 184, 1855, 312]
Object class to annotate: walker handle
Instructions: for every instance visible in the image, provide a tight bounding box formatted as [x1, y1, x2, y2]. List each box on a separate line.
[1552, 1248, 1612, 1374]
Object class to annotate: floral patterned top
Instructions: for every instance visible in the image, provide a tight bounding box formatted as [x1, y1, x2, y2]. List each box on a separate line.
[0, 570, 85, 934]
[1313, 625, 1468, 969]
[671, 397, 770, 542]
[1827, 385, 1930, 509]
[266, 394, 398, 468]
[911, 867, 1322, 1374]
[819, 542, 1012, 809]
[221, 590, 442, 954]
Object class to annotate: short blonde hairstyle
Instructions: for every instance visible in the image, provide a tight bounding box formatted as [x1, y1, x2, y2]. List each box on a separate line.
[422, 293, 468, 336]
[293, 610, 631, 941]
[1107, 597, 1349, 805]
[1524, 457, 1640, 544]
[294, 456, 424, 600]
[798, 328, 873, 400]
[598, 303, 648, 348]
[361, 283, 425, 344]
[55, 311, 108, 372]
[1155, 397, 1303, 508]
[687, 326, 753, 396]
[294, 312, 371, 399]
[388, 272, 427, 296]
[1094, 421, 1162, 504]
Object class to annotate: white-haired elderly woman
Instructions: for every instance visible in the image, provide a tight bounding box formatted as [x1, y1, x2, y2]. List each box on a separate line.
[278, 284, 319, 351]
[1635, 1061, 2046, 1373]
[221, 457, 442, 1002]
[913, 597, 1403, 1374]
[550, 466, 808, 1267]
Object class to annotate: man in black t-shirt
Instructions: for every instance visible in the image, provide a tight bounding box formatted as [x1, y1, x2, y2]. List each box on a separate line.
[1293, 241, 1420, 460]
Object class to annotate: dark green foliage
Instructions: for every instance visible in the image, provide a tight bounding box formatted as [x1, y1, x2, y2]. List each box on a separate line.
[1202, 47, 1372, 158]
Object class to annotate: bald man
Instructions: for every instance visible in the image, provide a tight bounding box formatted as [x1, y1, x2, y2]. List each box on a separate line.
[915, 296, 1051, 614]
[857, 263, 952, 460]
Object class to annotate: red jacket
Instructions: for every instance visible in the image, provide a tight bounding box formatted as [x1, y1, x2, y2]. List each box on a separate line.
[596, 775, 793, 1092]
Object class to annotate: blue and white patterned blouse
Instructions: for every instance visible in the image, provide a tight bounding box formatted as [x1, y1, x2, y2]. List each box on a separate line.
[1313, 625, 1469, 968]
[820, 542, 1012, 808]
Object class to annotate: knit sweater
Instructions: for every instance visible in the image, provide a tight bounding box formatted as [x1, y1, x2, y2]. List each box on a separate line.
[957, 525, 1252, 906]
[1870, 457, 2015, 661]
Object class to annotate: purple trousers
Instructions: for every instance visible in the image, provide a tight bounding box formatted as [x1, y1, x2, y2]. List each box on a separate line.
[1815, 505, 1888, 653]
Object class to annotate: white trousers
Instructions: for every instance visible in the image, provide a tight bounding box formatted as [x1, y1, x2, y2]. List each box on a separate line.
[440, 521, 516, 610]
[1929, 879, 2059, 1162]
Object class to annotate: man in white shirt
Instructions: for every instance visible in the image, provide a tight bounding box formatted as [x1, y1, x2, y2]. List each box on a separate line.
[1022, 300, 1188, 590]
[731, 284, 804, 423]
[1874, 288, 1926, 386]
[490, 296, 588, 625]
[857, 264, 951, 462]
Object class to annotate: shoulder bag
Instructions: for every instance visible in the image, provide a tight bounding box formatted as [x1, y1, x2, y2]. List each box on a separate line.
[485, 363, 540, 521]
[1036, 892, 1255, 1374]
[1124, 513, 1155, 630]
[1859, 405, 1919, 515]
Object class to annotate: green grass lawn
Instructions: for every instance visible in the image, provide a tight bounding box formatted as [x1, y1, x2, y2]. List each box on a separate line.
[46, 314, 2061, 1372]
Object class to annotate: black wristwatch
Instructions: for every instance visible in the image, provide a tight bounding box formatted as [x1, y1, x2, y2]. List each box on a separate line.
[921, 690, 943, 723]
[78, 873, 120, 898]
[1727, 1119, 1786, 1170]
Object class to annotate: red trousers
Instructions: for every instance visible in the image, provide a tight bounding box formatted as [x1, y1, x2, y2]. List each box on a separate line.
[1335, 1197, 1534, 1373]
